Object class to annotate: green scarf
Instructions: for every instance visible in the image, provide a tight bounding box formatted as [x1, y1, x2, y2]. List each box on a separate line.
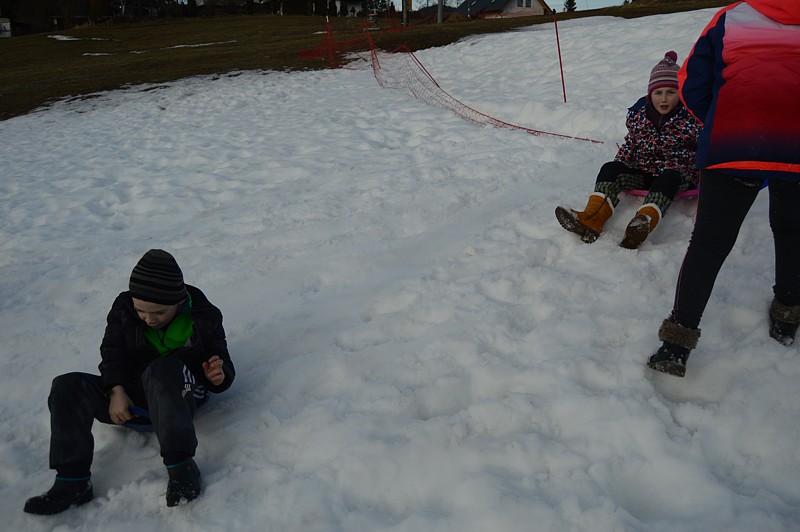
[143, 295, 195, 356]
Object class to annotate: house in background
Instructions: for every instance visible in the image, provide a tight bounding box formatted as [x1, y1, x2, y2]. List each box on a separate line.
[337, 0, 366, 16]
[0, 18, 11, 38]
[457, 0, 551, 19]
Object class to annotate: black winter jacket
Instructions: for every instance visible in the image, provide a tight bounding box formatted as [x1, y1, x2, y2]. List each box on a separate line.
[98, 285, 235, 396]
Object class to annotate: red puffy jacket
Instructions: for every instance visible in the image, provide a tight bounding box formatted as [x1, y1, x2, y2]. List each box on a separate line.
[679, 0, 800, 178]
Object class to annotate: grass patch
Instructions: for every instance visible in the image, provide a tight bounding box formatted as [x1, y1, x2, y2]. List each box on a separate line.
[0, 0, 729, 120]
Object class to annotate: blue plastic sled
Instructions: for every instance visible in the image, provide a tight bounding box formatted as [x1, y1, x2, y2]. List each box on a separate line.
[123, 405, 154, 433]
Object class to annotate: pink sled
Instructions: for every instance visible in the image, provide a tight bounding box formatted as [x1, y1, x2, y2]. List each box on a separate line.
[627, 189, 698, 199]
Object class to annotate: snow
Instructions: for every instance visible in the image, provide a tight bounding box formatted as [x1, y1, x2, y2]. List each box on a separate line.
[2, 8, 799, 531]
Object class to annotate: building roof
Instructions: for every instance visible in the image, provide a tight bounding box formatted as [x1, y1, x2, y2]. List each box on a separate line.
[456, 0, 551, 17]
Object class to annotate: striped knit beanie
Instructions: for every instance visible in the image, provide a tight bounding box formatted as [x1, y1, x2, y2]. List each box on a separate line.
[647, 51, 679, 97]
[129, 249, 187, 305]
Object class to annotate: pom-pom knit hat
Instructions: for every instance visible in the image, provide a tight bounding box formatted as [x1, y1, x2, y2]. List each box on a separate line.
[129, 249, 188, 305]
[647, 51, 679, 97]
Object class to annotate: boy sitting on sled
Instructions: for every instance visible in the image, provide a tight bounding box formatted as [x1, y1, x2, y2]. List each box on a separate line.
[556, 51, 701, 249]
[24, 249, 235, 515]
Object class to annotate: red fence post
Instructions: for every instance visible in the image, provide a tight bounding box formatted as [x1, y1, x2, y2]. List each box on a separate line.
[553, 12, 567, 103]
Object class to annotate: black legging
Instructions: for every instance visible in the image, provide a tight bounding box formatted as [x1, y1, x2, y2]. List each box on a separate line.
[672, 170, 800, 329]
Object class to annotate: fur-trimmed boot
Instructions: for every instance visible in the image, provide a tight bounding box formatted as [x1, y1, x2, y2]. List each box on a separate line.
[620, 203, 662, 249]
[647, 317, 701, 377]
[769, 298, 800, 346]
[23, 476, 93, 515]
[166, 458, 202, 507]
[555, 193, 614, 243]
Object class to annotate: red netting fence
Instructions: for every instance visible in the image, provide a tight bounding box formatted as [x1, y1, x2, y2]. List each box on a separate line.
[300, 18, 602, 144]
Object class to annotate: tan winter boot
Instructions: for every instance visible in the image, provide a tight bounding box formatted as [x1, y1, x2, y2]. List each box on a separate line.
[555, 193, 614, 243]
[620, 203, 662, 249]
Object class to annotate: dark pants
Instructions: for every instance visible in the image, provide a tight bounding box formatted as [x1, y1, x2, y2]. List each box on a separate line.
[595, 161, 687, 211]
[596, 161, 684, 196]
[672, 170, 800, 329]
[48, 356, 198, 471]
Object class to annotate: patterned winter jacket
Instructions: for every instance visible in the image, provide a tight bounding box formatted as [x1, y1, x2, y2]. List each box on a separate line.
[614, 97, 701, 187]
[99, 285, 235, 397]
[679, 0, 800, 179]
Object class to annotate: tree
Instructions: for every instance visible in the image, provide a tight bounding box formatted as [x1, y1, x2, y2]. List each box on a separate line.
[88, 0, 111, 20]
[281, 0, 306, 15]
[14, 0, 60, 33]
[564, 0, 576, 12]
[367, 0, 388, 13]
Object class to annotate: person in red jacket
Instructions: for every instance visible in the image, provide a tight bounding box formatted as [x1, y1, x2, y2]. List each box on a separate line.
[556, 51, 701, 249]
[24, 249, 236, 514]
[648, 0, 800, 377]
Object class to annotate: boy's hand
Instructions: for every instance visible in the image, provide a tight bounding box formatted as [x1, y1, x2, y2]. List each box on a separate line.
[108, 385, 134, 425]
[203, 355, 225, 386]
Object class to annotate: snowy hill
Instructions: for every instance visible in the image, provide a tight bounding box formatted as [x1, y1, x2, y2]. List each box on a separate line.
[2, 8, 798, 531]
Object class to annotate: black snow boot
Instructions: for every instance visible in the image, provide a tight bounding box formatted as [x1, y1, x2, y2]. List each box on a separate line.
[166, 458, 202, 507]
[769, 298, 800, 346]
[647, 318, 701, 377]
[24, 477, 93, 515]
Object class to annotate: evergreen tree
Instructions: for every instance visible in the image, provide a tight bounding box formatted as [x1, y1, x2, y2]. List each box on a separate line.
[88, 0, 109, 19]
[282, 0, 304, 14]
[367, 0, 388, 13]
[564, 0, 576, 12]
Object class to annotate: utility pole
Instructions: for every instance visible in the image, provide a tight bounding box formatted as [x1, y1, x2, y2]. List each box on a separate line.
[437, 0, 442, 23]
